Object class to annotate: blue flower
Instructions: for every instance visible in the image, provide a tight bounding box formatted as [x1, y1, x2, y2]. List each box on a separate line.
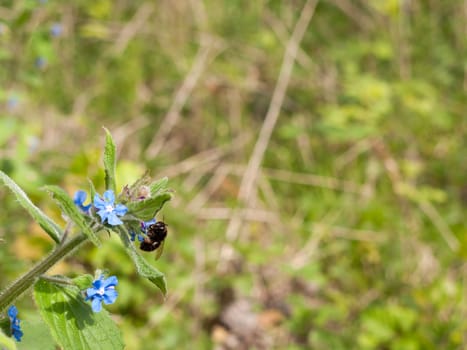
[129, 229, 144, 242]
[35, 56, 46, 69]
[73, 190, 91, 213]
[93, 190, 127, 226]
[85, 275, 118, 312]
[7, 305, 23, 342]
[6, 96, 19, 111]
[50, 23, 62, 37]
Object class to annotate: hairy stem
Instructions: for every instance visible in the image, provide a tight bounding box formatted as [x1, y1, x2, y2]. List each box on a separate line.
[0, 233, 88, 312]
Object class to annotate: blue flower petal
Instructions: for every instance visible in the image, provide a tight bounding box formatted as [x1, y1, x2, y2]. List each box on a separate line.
[141, 219, 156, 233]
[103, 190, 115, 203]
[74, 190, 91, 212]
[102, 276, 118, 288]
[114, 204, 128, 216]
[145, 219, 157, 226]
[7, 305, 18, 318]
[91, 298, 102, 312]
[12, 319, 21, 331]
[12, 326, 23, 342]
[73, 190, 87, 205]
[107, 213, 123, 226]
[85, 287, 98, 299]
[96, 209, 109, 221]
[50, 23, 62, 37]
[93, 195, 106, 209]
[103, 289, 118, 305]
[94, 275, 105, 286]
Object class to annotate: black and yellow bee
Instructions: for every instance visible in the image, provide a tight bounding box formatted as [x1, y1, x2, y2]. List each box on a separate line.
[139, 221, 168, 259]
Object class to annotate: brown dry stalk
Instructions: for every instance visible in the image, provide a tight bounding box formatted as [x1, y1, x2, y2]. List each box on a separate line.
[219, 0, 319, 269]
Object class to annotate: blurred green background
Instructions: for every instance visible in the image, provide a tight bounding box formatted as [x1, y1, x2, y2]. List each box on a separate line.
[0, 0, 466, 349]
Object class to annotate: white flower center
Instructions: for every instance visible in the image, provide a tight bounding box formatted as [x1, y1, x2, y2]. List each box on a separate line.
[105, 204, 114, 213]
[98, 287, 106, 295]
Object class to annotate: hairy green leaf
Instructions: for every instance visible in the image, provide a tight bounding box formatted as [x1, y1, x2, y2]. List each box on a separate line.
[116, 227, 167, 295]
[126, 192, 172, 221]
[72, 275, 94, 290]
[0, 171, 62, 243]
[18, 315, 56, 350]
[42, 186, 100, 246]
[34, 279, 124, 350]
[149, 177, 169, 196]
[103, 128, 117, 193]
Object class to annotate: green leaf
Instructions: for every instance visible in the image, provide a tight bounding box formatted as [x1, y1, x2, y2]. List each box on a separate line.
[33, 279, 124, 350]
[18, 314, 56, 350]
[116, 227, 167, 295]
[126, 192, 172, 221]
[103, 128, 117, 193]
[0, 330, 16, 350]
[149, 177, 168, 196]
[72, 275, 94, 290]
[42, 186, 100, 247]
[0, 171, 62, 243]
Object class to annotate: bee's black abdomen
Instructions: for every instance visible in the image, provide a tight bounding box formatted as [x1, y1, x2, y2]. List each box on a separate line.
[147, 222, 168, 241]
[140, 239, 161, 252]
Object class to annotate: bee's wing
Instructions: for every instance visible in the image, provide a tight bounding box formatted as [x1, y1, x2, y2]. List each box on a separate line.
[154, 240, 165, 260]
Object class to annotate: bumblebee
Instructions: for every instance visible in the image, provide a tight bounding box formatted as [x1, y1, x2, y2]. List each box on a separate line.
[139, 221, 168, 259]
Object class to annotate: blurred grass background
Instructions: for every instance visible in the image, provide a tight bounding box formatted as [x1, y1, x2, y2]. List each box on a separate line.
[0, 0, 466, 349]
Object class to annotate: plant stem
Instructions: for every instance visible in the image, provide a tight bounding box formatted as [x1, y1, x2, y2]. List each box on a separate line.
[0, 233, 88, 312]
[38, 275, 75, 286]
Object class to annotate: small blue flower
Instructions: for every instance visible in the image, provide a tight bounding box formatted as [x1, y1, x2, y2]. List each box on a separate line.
[7, 305, 23, 342]
[6, 96, 19, 110]
[129, 229, 144, 242]
[73, 190, 91, 213]
[85, 275, 118, 313]
[50, 23, 62, 37]
[35, 56, 46, 69]
[94, 190, 127, 226]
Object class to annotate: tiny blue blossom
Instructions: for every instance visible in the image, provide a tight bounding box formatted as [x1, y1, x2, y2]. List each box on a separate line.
[73, 190, 91, 213]
[129, 230, 144, 242]
[85, 275, 118, 312]
[7, 305, 23, 342]
[35, 56, 46, 69]
[6, 96, 19, 110]
[50, 23, 62, 37]
[94, 190, 127, 226]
